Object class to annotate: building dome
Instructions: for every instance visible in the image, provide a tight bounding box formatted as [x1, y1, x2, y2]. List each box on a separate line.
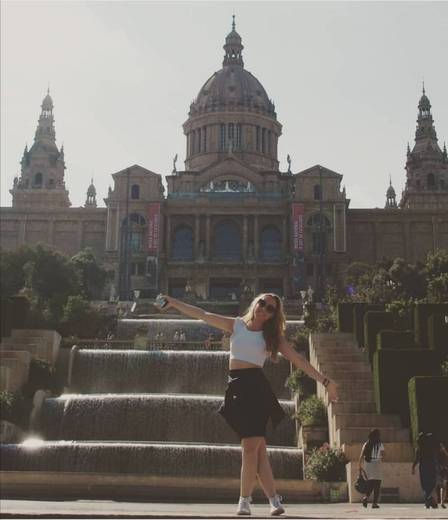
[189, 16, 275, 118]
[190, 67, 275, 117]
[183, 18, 282, 172]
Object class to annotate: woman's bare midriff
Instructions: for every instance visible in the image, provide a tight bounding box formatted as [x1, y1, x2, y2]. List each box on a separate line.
[229, 359, 261, 370]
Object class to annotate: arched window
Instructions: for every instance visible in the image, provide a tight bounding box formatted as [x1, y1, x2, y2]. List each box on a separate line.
[260, 226, 282, 261]
[314, 184, 322, 200]
[172, 226, 194, 261]
[197, 128, 202, 153]
[131, 184, 140, 199]
[34, 172, 43, 187]
[261, 128, 266, 153]
[427, 173, 435, 188]
[307, 214, 331, 255]
[213, 220, 241, 260]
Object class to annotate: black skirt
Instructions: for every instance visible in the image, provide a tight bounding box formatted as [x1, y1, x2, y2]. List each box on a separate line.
[218, 368, 285, 439]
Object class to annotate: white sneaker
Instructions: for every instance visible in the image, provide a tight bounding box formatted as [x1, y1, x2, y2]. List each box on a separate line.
[269, 494, 285, 516]
[236, 496, 252, 515]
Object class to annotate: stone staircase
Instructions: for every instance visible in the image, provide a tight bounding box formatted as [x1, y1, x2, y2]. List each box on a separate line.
[310, 332, 421, 502]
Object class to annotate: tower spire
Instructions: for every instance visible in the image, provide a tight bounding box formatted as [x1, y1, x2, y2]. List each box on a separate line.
[385, 174, 397, 208]
[223, 16, 244, 67]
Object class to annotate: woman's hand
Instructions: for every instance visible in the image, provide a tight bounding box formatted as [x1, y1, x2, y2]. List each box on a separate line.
[156, 294, 174, 311]
[326, 380, 338, 403]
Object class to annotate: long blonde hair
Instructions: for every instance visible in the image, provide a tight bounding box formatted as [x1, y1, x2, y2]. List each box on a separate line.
[241, 293, 286, 362]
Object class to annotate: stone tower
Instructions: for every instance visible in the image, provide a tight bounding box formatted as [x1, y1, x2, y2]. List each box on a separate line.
[84, 179, 97, 208]
[400, 85, 448, 209]
[385, 176, 398, 208]
[10, 90, 70, 208]
[183, 17, 282, 172]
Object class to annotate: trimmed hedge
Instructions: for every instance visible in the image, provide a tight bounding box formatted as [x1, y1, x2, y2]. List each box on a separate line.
[377, 330, 416, 350]
[414, 303, 448, 347]
[353, 303, 384, 348]
[364, 311, 399, 363]
[408, 376, 448, 446]
[428, 314, 448, 358]
[373, 349, 441, 425]
[337, 303, 355, 333]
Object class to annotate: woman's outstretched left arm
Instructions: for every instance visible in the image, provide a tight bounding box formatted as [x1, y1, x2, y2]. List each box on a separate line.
[278, 336, 338, 403]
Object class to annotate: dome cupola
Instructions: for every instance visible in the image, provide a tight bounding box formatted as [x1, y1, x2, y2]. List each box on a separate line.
[183, 17, 282, 172]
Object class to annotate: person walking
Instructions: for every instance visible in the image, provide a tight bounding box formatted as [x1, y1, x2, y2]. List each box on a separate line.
[437, 443, 448, 508]
[359, 429, 385, 509]
[156, 292, 338, 516]
[412, 432, 439, 509]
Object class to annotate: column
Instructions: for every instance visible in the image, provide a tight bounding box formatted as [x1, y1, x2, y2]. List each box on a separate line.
[205, 215, 211, 260]
[243, 216, 248, 260]
[114, 206, 120, 250]
[195, 214, 200, 258]
[106, 206, 111, 250]
[282, 216, 287, 260]
[166, 215, 171, 259]
[254, 216, 259, 259]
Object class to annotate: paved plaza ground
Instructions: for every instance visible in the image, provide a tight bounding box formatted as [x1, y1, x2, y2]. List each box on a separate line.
[1, 500, 447, 519]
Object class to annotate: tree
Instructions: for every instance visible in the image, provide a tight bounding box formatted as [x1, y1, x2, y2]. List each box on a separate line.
[69, 248, 107, 300]
[0, 246, 35, 297]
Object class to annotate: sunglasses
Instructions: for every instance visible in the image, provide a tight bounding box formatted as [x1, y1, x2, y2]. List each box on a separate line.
[257, 298, 277, 314]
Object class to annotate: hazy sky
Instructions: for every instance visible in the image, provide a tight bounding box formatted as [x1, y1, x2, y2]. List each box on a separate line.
[1, 1, 447, 208]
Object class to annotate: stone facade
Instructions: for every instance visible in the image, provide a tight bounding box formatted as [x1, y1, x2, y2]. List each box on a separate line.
[1, 23, 447, 300]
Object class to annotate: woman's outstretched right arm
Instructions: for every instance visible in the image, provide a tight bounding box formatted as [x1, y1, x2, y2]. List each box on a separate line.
[158, 295, 234, 334]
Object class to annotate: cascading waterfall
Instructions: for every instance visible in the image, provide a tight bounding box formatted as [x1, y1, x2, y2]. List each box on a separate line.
[1, 318, 304, 496]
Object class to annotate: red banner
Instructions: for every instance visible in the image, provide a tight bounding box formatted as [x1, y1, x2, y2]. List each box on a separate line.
[292, 203, 304, 252]
[147, 202, 161, 254]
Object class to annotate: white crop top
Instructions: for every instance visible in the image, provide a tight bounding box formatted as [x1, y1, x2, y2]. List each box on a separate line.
[230, 317, 268, 367]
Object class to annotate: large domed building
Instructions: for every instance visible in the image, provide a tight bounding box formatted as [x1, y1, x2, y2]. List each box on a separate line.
[2, 21, 448, 301]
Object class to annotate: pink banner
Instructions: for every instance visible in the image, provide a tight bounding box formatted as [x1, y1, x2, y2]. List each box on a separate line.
[292, 203, 304, 252]
[147, 202, 161, 254]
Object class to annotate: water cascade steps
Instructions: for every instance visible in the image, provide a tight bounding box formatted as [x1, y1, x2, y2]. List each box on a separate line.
[0, 320, 317, 501]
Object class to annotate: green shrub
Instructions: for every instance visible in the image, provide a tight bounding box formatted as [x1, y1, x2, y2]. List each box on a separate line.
[297, 396, 327, 427]
[373, 349, 441, 424]
[377, 330, 416, 350]
[292, 332, 310, 354]
[337, 303, 355, 333]
[0, 391, 31, 430]
[364, 311, 398, 363]
[286, 369, 316, 398]
[353, 304, 384, 348]
[414, 303, 448, 347]
[22, 359, 64, 398]
[408, 376, 448, 446]
[428, 314, 448, 358]
[304, 445, 348, 482]
[442, 359, 448, 376]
